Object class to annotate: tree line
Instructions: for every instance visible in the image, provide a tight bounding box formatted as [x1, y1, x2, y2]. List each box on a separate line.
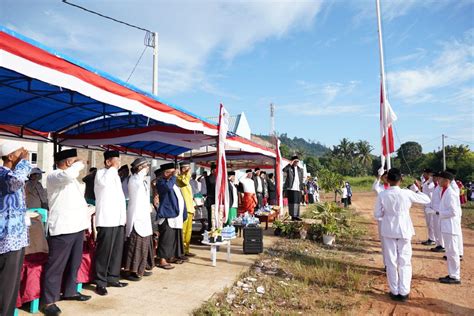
[279, 138, 473, 183]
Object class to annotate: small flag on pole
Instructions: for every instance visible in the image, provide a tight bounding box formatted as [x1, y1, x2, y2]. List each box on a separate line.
[380, 81, 397, 167]
[275, 137, 284, 210]
[214, 104, 230, 228]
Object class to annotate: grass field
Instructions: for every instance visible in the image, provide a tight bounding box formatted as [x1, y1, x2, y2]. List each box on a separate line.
[462, 201, 474, 230]
[193, 213, 373, 315]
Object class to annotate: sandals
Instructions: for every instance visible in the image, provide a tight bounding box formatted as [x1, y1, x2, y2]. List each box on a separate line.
[158, 264, 174, 270]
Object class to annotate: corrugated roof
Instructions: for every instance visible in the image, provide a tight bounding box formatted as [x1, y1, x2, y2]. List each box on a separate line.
[207, 114, 241, 134]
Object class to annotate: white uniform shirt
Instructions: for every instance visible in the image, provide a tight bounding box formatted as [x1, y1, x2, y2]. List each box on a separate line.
[126, 173, 153, 238]
[372, 179, 386, 195]
[422, 178, 435, 209]
[374, 186, 430, 239]
[431, 185, 442, 212]
[438, 186, 462, 236]
[290, 167, 300, 191]
[47, 162, 90, 236]
[94, 167, 126, 227]
[240, 177, 256, 194]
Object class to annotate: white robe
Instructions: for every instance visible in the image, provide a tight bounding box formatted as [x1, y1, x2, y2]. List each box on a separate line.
[126, 173, 153, 238]
[94, 167, 126, 227]
[47, 162, 90, 236]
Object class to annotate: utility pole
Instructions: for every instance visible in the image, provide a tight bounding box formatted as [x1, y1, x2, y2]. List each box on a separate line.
[270, 103, 275, 137]
[151, 32, 159, 95]
[442, 134, 446, 171]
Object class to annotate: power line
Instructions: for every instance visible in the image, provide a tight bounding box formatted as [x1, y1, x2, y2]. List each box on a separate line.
[62, 0, 151, 33]
[126, 46, 148, 83]
[445, 136, 474, 145]
[393, 126, 413, 175]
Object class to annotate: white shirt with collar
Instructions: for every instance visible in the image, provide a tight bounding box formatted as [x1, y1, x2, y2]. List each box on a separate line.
[94, 167, 126, 227]
[438, 186, 462, 235]
[47, 162, 90, 236]
[374, 186, 431, 239]
[126, 172, 153, 238]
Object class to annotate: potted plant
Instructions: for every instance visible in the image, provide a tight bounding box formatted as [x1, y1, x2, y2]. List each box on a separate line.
[272, 219, 285, 236]
[322, 220, 338, 246]
[216, 228, 223, 242]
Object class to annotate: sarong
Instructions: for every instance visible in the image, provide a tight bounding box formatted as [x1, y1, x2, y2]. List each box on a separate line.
[157, 220, 184, 259]
[123, 229, 152, 276]
[239, 193, 257, 215]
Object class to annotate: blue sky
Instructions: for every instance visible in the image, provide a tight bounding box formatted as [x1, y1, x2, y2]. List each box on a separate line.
[1, 0, 473, 154]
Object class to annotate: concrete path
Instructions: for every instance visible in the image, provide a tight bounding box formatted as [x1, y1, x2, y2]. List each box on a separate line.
[19, 230, 278, 316]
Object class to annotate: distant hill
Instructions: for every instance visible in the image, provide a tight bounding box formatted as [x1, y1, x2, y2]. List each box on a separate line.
[254, 133, 330, 158]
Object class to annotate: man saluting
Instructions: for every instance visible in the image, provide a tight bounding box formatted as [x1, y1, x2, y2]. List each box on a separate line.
[374, 168, 430, 302]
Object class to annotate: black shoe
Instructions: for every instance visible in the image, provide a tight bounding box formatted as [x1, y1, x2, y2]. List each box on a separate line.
[389, 292, 400, 301]
[439, 276, 461, 284]
[431, 246, 445, 252]
[125, 273, 142, 281]
[421, 239, 435, 245]
[399, 294, 409, 302]
[107, 281, 128, 288]
[42, 304, 61, 316]
[95, 286, 108, 296]
[143, 271, 153, 277]
[61, 292, 91, 301]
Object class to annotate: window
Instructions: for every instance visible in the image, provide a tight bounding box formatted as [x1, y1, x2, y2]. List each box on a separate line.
[30, 152, 38, 164]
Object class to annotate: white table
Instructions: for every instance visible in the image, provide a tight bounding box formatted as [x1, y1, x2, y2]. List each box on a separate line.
[201, 237, 236, 267]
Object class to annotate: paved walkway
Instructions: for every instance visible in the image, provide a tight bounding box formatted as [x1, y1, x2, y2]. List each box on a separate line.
[19, 229, 278, 316]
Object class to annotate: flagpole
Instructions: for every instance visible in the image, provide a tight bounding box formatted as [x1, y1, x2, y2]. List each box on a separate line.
[376, 0, 391, 169]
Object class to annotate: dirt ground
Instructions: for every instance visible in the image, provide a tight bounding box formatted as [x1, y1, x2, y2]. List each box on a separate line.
[18, 231, 278, 316]
[351, 192, 474, 315]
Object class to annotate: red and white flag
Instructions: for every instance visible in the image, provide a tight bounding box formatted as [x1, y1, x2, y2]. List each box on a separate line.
[380, 82, 397, 167]
[214, 104, 230, 228]
[275, 137, 284, 210]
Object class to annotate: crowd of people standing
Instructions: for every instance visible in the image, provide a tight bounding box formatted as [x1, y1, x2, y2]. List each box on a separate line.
[372, 167, 465, 302]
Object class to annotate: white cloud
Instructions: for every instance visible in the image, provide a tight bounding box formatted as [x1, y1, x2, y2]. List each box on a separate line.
[387, 29, 474, 103]
[389, 48, 427, 65]
[280, 102, 364, 116]
[296, 80, 359, 104]
[1, 0, 323, 98]
[352, 0, 457, 25]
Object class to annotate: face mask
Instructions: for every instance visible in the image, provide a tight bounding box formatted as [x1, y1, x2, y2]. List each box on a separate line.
[75, 161, 85, 171]
[139, 167, 149, 177]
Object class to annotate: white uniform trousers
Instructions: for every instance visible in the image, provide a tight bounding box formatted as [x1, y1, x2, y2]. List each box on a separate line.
[424, 212, 435, 241]
[442, 233, 461, 280]
[377, 220, 386, 265]
[433, 214, 444, 248]
[458, 229, 463, 256]
[383, 237, 412, 296]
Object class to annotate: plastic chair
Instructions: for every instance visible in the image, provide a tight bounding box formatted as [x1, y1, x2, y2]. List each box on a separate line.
[28, 208, 48, 236]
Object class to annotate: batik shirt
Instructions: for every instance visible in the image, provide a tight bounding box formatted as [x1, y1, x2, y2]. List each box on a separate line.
[0, 159, 32, 254]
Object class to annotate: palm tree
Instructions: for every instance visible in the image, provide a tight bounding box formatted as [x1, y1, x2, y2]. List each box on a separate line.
[356, 140, 373, 167]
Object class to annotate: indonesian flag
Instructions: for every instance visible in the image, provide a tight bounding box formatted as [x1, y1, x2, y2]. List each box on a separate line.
[380, 81, 397, 166]
[275, 137, 284, 210]
[214, 104, 230, 228]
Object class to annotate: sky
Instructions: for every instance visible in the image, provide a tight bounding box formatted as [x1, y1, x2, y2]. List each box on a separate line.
[1, 0, 473, 154]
